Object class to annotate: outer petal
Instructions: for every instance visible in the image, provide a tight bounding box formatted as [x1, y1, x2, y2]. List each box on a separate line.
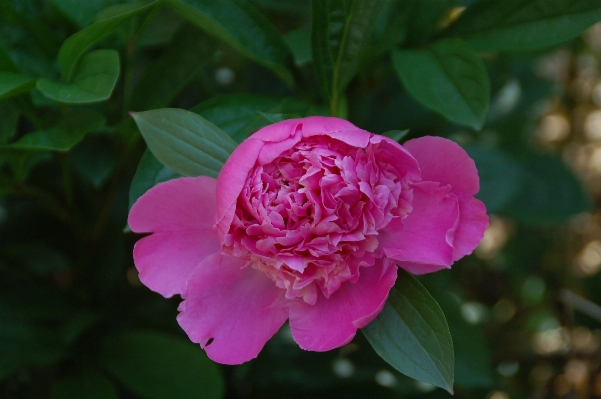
[289, 259, 397, 351]
[177, 253, 289, 365]
[128, 177, 221, 297]
[216, 137, 264, 241]
[129, 176, 217, 232]
[301, 116, 371, 148]
[379, 181, 459, 267]
[403, 136, 480, 198]
[452, 197, 489, 261]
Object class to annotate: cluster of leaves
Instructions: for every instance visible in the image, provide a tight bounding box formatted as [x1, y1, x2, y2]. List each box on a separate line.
[0, 0, 599, 398]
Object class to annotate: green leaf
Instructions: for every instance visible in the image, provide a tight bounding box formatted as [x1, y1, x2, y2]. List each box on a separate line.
[50, 0, 121, 28]
[312, 0, 387, 112]
[98, 330, 224, 399]
[51, 368, 118, 399]
[502, 154, 593, 225]
[382, 129, 409, 142]
[444, 0, 601, 52]
[137, 7, 184, 47]
[2, 110, 105, 152]
[0, 72, 36, 100]
[163, 0, 295, 86]
[132, 23, 214, 111]
[191, 93, 325, 143]
[37, 50, 120, 103]
[284, 29, 312, 66]
[131, 108, 237, 178]
[392, 38, 490, 129]
[129, 149, 181, 210]
[432, 289, 493, 388]
[466, 145, 523, 213]
[363, 269, 454, 393]
[57, 0, 157, 81]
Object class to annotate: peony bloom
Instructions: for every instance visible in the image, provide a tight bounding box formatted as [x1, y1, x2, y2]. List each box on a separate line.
[129, 116, 488, 364]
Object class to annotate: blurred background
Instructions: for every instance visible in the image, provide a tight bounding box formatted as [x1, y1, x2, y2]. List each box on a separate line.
[1, 0, 601, 398]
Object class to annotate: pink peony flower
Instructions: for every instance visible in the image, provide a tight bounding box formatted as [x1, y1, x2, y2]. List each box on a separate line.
[128, 116, 488, 364]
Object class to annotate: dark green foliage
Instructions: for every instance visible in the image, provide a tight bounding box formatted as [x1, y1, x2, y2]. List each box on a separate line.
[363, 269, 454, 392]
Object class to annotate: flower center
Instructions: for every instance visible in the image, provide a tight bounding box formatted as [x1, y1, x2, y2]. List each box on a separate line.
[224, 136, 412, 304]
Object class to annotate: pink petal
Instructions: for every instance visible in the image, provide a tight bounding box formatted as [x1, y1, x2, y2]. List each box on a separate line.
[289, 259, 397, 351]
[128, 177, 221, 297]
[216, 137, 264, 242]
[216, 117, 375, 242]
[251, 118, 304, 142]
[379, 181, 459, 267]
[129, 176, 217, 232]
[403, 136, 480, 198]
[395, 261, 450, 275]
[369, 135, 421, 182]
[301, 116, 372, 148]
[177, 253, 289, 364]
[452, 197, 489, 261]
[133, 232, 220, 297]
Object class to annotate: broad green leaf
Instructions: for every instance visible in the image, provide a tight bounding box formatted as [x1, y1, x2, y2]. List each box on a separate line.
[392, 38, 489, 129]
[98, 330, 224, 399]
[382, 129, 409, 142]
[37, 50, 120, 103]
[0, 102, 19, 144]
[50, 0, 121, 28]
[129, 149, 181, 210]
[132, 24, 214, 111]
[69, 135, 118, 189]
[284, 29, 312, 66]
[131, 108, 237, 178]
[366, 1, 407, 61]
[312, 0, 387, 113]
[432, 289, 493, 389]
[57, 0, 157, 81]
[466, 145, 523, 213]
[444, 0, 601, 52]
[164, 0, 295, 85]
[363, 269, 454, 393]
[191, 93, 325, 143]
[51, 368, 118, 399]
[0, 72, 36, 100]
[503, 154, 593, 225]
[137, 7, 184, 47]
[2, 111, 105, 152]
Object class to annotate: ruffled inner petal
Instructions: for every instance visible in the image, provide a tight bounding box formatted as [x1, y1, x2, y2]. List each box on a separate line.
[224, 135, 417, 303]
